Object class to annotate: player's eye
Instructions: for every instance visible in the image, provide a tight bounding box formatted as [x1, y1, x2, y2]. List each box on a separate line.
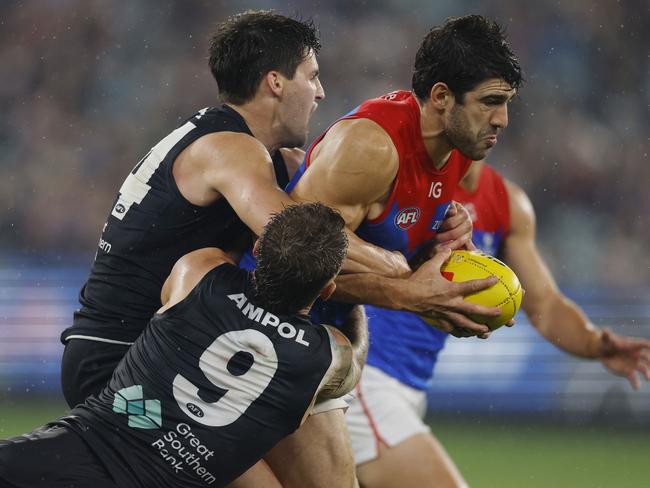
[483, 97, 503, 106]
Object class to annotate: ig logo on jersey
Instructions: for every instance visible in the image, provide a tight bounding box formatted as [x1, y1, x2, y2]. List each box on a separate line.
[394, 207, 420, 230]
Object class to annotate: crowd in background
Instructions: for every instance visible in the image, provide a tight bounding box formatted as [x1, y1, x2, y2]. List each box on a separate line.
[1, 0, 648, 287]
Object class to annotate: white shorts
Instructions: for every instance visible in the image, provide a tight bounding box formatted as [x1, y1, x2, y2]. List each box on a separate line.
[345, 365, 430, 465]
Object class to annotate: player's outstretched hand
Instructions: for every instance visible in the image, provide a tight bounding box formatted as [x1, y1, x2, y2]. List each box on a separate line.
[598, 328, 650, 390]
[435, 201, 474, 251]
[405, 249, 501, 338]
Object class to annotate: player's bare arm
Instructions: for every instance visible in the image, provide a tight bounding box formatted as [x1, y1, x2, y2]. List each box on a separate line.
[292, 118, 399, 228]
[317, 306, 369, 400]
[293, 119, 499, 335]
[177, 131, 408, 278]
[175, 131, 297, 236]
[503, 179, 650, 388]
[159, 247, 237, 312]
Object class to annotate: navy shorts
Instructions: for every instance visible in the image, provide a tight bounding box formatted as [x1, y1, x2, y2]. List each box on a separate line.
[61, 339, 130, 408]
[0, 424, 118, 487]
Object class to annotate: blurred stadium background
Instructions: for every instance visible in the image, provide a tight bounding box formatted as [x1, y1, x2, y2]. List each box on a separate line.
[1, 0, 648, 486]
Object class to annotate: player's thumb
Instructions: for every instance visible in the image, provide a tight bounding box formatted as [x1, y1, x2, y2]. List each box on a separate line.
[445, 201, 458, 217]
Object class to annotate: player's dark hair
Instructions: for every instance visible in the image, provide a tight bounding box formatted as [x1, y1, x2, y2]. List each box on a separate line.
[209, 10, 321, 104]
[252, 203, 348, 315]
[412, 15, 522, 103]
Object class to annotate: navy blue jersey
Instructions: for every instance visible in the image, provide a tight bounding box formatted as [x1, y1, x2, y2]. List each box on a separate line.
[63, 106, 290, 343]
[59, 263, 334, 488]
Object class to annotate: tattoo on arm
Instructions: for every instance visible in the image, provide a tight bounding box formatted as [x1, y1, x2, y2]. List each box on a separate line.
[317, 306, 369, 400]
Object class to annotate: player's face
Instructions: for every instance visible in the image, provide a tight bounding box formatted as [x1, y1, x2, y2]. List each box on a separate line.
[278, 50, 325, 147]
[445, 78, 515, 160]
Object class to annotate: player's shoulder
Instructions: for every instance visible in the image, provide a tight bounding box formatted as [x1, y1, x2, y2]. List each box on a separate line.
[183, 131, 272, 185]
[361, 89, 414, 110]
[190, 105, 248, 130]
[174, 248, 237, 273]
[162, 248, 240, 311]
[193, 130, 268, 160]
[320, 118, 397, 166]
[355, 90, 417, 127]
[503, 178, 536, 229]
[503, 179, 533, 214]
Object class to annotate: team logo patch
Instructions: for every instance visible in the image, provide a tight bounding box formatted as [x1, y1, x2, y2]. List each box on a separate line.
[113, 385, 162, 429]
[394, 207, 420, 230]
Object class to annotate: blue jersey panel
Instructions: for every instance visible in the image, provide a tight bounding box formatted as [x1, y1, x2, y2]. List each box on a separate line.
[356, 201, 409, 253]
[239, 249, 256, 272]
[472, 229, 504, 257]
[365, 306, 448, 390]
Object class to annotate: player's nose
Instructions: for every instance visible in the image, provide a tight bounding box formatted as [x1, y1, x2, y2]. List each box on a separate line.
[315, 78, 325, 101]
[491, 104, 508, 129]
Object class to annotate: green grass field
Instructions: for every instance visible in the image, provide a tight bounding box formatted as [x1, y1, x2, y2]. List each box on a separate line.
[1, 399, 648, 487]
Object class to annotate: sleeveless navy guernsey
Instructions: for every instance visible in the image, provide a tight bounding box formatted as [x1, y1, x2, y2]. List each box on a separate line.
[62, 106, 290, 344]
[59, 263, 334, 487]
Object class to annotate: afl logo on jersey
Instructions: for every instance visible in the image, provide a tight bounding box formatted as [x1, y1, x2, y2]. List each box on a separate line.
[186, 403, 204, 418]
[114, 203, 126, 214]
[394, 207, 420, 230]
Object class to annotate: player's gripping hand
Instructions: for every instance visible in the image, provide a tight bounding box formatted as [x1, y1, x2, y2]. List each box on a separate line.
[401, 249, 501, 338]
[596, 328, 650, 390]
[434, 201, 475, 251]
[407, 202, 475, 271]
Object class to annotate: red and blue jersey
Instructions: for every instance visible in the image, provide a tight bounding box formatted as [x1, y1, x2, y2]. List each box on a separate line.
[287, 91, 472, 390]
[362, 164, 511, 390]
[289, 90, 470, 260]
[454, 163, 511, 257]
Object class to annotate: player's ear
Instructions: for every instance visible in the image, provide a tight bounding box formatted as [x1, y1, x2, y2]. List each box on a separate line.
[252, 239, 261, 258]
[319, 281, 336, 301]
[429, 82, 453, 111]
[264, 70, 284, 98]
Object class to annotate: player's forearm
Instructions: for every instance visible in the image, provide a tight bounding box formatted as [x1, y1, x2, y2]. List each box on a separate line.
[339, 305, 369, 369]
[237, 185, 297, 237]
[342, 232, 411, 278]
[333, 273, 410, 310]
[318, 307, 369, 400]
[527, 294, 602, 359]
[336, 305, 369, 395]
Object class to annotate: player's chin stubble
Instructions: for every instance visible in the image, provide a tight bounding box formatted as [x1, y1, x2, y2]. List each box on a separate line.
[445, 125, 485, 160]
[445, 107, 486, 160]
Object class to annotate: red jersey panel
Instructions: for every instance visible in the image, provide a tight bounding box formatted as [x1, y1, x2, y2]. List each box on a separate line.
[454, 163, 510, 256]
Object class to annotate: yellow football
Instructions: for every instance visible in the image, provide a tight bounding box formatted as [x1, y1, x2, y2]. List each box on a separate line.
[429, 250, 523, 331]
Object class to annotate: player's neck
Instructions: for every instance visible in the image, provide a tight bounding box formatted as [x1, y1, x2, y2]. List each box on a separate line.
[226, 102, 282, 154]
[460, 160, 483, 192]
[417, 97, 454, 170]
